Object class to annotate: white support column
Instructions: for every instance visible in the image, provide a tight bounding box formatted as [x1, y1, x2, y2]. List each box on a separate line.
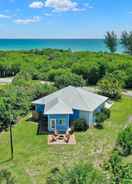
[89, 112, 94, 128]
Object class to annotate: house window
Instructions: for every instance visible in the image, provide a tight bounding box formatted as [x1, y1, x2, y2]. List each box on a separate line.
[50, 119, 56, 129]
[59, 119, 65, 125]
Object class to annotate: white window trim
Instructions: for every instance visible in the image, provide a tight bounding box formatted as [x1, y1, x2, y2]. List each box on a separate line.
[50, 119, 56, 129]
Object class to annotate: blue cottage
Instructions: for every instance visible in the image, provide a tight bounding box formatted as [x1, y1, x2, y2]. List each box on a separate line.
[32, 86, 108, 132]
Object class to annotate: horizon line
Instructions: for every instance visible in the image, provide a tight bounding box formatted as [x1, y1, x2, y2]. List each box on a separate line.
[0, 37, 105, 39]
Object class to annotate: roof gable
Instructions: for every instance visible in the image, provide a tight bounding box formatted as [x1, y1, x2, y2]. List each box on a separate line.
[44, 98, 73, 115]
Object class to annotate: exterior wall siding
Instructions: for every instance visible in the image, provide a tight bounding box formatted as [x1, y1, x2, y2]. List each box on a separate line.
[79, 111, 89, 124]
[48, 114, 69, 132]
[35, 104, 44, 113]
[69, 109, 80, 122]
[35, 103, 106, 131]
[79, 111, 94, 127]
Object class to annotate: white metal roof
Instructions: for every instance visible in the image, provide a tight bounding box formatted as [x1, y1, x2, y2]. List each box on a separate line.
[32, 86, 108, 114]
[44, 98, 73, 115]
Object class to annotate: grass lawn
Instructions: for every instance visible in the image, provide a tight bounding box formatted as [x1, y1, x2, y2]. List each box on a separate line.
[0, 96, 132, 184]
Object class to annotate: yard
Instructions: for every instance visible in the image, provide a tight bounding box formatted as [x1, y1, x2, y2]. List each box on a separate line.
[0, 96, 132, 184]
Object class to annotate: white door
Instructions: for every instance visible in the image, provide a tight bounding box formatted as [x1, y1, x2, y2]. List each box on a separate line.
[50, 119, 56, 130]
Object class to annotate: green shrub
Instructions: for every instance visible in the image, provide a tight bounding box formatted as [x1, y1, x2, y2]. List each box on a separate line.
[47, 163, 109, 184]
[95, 108, 111, 128]
[72, 119, 87, 131]
[12, 71, 32, 85]
[105, 151, 124, 184]
[117, 125, 132, 156]
[0, 169, 15, 184]
[105, 151, 132, 184]
[121, 164, 132, 184]
[98, 74, 122, 100]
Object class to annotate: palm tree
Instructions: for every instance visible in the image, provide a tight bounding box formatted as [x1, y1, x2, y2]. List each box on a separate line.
[105, 31, 117, 53]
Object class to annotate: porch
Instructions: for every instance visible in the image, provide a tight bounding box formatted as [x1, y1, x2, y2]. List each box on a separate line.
[37, 114, 70, 134]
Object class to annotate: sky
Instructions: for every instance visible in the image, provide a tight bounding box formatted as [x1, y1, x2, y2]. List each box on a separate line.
[0, 0, 132, 38]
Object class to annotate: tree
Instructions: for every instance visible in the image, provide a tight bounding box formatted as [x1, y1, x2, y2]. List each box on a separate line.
[98, 74, 122, 100]
[54, 72, 86, 89]
[105, 31, 117, 53]
[121, 31, 132, 55]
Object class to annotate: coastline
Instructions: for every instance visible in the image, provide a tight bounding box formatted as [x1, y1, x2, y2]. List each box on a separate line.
[0, 39, 123, 52]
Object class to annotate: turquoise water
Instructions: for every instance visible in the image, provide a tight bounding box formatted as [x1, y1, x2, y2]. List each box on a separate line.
[0, 39, 123, 52]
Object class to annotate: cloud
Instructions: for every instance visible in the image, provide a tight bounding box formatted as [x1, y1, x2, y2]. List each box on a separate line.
[0, 14, 11, 19]
[128, 11, 132, 14]
[44, 13, 52, 16]
[10, 0, 15, 3]
[84, 3, 93, 9]
[29, 1, 44, 9]
[45, 0, 81, 12]
[15, 16, 40, 24]
[29, 0, 93, 12]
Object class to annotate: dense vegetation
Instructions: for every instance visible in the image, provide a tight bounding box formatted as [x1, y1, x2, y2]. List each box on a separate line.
[0, 49, 132, 89]
[105, 124, 132, 184]
[0, 72, 56, 129]
[117, 125, 132, 156]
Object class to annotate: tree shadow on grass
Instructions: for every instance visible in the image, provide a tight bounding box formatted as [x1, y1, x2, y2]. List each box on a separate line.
[0, 158, 12, 165]
[94, 125, 104, 129]
[26, 117, 36, 123]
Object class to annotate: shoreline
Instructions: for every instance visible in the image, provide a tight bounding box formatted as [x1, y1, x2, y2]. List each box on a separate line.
[0, 39, 123, 52]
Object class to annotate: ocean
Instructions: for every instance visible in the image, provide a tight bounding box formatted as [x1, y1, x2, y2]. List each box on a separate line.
[0, 39, 123, 52]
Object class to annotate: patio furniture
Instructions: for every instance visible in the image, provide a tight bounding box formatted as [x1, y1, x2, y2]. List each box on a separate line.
[64, 133, 70, 143]
[49, 134, 57, 143]
[58, 134, 64, 140]
[54, 130, 59, 136]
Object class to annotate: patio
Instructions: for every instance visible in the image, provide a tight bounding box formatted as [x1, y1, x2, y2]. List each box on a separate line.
[48, 133, 76, 145]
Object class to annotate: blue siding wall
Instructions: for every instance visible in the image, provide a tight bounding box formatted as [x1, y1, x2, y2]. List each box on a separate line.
[48, 114, 69, 132]
[35, 104, 44, 113]
[69, 109, 80, 122]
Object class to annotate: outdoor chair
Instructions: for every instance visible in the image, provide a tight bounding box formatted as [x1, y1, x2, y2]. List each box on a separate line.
[64, 133, 70, 143]
[49, 134, 57, 143]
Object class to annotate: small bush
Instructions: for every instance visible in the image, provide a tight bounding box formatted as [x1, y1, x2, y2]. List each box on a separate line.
[105, 151, 132, 184]
[72, 119, 87, 131]
[105, 151, 124, 184]
[117, 125, 132, 156]
[0, 169, 15, 184]
[95, 108, 111, 128]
